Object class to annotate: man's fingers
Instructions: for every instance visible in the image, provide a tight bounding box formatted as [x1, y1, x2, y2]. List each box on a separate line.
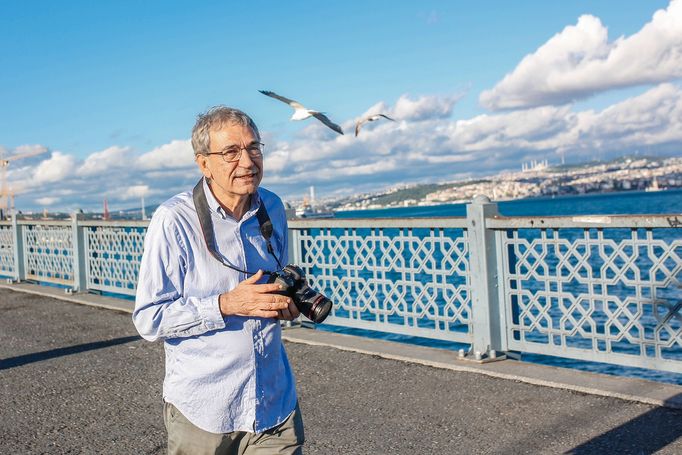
[244, 269, 264, 284]
[287, 300, 300, 319]
[253, 282, 287, 294]
[278, 307, 293, 320]
[279, 299, 299, 321]
[257, 310, 281, 319]
[263, 297, 291, 311]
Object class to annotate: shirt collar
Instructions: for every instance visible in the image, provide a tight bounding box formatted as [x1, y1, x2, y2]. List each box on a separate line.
[202, 178, 262, 221]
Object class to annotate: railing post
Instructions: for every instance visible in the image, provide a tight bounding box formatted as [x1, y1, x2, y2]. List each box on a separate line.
[287, 227, 298, 265]
[466, 195, 506, 360]
[71, 213, 88, 293]
[11, 214, 25, 282]
[287, 225, 304, 267]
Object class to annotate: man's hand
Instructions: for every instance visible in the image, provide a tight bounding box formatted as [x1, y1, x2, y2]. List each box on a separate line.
[276, 295, 301, 321]
[219, 270, 293, 318]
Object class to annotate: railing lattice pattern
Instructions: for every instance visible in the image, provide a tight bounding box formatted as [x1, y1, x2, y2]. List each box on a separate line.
[0, 225, 14, 276]
[296, 226, 472, 343]
[23, 225, 74, 284]
[86, 226, 146, 295]
[502, 227, 682, 371]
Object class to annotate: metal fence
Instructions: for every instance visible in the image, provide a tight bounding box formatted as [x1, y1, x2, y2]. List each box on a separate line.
[289, 218, 472, 345]
[2, 218, 147, 296]
[1, 197, 680, 373]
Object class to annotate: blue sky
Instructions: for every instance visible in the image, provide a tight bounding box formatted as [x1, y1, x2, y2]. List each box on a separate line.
[1, 0, 680, 211]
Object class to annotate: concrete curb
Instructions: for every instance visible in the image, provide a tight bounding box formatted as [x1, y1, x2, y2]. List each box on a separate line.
[0, 282, 135, 314]
[3, 282, 681, 410]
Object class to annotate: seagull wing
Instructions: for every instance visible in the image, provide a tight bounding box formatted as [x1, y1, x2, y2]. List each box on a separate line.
[355, 120, 363, 137]
[259, 90, 305, 110]
[355, 113, 394, 136]
[312, 112, 344, 135]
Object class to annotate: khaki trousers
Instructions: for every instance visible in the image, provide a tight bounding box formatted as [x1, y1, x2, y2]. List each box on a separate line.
[164, 401, 305, 455]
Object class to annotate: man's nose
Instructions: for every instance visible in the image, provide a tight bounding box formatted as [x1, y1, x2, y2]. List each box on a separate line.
[238, 149, 257, 167]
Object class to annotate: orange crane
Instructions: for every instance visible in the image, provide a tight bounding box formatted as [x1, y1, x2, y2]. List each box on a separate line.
[0, 147, 49, 218]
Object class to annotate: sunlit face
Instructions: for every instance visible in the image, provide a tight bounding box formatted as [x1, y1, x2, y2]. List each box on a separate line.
[196, 123, 263, 210]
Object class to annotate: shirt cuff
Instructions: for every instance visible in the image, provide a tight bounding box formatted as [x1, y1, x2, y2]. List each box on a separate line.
[196, 294, 226, 331]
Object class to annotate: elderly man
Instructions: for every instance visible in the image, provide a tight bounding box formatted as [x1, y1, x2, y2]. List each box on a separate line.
[133, 106, 304, 454]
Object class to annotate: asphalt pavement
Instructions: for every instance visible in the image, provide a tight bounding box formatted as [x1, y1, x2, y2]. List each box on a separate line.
[1, 288, 681, 454]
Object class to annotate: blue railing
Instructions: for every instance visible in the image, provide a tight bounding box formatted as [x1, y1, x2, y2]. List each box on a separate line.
[1, 196, 680, 373]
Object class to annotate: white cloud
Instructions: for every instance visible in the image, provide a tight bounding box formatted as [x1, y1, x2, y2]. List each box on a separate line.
[264, 146, 291, 173]
[573, 83, 682, 150]
[121, 185, 151, 200]
[35, 196, 59, 206]
[136, 139, 194, 170]
[77, 146, 131, 176]
[8, 140, 198, 211]
[32, 152, 76, 184]
[391, 93, 461, 121]
[145, 169, 200, 180]
[260, 83, 682, 199]
[9, 81, 682, 211]
[13, 144, 49, 156]
[480, 0, 682, 110]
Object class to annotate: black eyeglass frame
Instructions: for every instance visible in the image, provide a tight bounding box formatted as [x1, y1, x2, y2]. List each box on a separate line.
[204, 142, 265, 163]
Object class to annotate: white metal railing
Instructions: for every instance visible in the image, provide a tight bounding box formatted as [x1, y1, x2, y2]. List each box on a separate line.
[0, 197, 680, 374]
[288, 197, 682, 373]
[493, 213, 682, 372]
[288, 218, 471, 344]
[1, 218, 147, 296]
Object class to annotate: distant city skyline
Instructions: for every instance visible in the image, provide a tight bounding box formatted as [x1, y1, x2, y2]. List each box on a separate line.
[1, 0, 681, 212]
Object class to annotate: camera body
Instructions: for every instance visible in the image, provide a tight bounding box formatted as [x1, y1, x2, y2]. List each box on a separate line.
[268, 265, 333, 323]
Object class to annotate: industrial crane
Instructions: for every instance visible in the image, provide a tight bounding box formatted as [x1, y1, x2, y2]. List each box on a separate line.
[0, 147, 49, 219]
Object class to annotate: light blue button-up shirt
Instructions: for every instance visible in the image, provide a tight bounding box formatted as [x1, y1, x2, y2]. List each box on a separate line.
[133, 179, 297, 434]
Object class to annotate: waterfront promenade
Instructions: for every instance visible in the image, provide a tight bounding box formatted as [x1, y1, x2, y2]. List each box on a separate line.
[1, 288, 682, 454]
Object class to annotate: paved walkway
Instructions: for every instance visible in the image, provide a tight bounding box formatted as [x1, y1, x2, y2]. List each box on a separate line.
[1, 288, 681, 454]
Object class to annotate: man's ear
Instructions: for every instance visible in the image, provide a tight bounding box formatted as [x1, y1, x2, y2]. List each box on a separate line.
[195, 154, 212, 179]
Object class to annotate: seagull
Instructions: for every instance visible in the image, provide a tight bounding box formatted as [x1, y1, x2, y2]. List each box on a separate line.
[259, 90, 344, 135]
[355, 113, 395, 137]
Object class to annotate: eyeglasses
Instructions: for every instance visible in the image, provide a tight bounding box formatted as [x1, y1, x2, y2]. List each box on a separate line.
[205, 142, 264, 163]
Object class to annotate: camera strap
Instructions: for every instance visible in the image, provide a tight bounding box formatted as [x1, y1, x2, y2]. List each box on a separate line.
[192, 178, 281, 276]
[255, 199, 284, 270]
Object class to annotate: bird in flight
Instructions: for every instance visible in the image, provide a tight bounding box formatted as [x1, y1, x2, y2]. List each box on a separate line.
[259, 90, 344, 135]
[355, 113, 396, 137]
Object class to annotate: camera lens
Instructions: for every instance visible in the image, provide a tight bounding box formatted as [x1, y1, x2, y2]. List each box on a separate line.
[309, 296, 332, 323]
[295, 293, 332, 324]
[272, 265, 334, 324]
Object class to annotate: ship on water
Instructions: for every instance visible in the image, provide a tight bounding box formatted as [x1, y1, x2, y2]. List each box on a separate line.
[645, 176, 662, 192]
[294, 186, 334, 219]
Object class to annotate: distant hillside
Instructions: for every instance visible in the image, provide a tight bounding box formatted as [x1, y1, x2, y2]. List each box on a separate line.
[329, 155, 682, 211]
[345, 180, 489, 207]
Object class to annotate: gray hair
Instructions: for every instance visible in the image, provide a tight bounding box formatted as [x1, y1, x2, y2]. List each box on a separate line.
[191, 106, 261, 156]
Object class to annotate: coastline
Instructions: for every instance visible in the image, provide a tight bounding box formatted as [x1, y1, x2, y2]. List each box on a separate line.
[328, 156, 682, 215]
[334, 187, 682, 218]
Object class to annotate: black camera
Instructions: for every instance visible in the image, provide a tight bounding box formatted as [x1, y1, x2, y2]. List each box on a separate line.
[268, 265, 333, 323]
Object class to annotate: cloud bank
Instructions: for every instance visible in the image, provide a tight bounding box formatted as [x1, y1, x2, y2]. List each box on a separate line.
[6, 81, 680, 212]
[480, 0, 682, 110]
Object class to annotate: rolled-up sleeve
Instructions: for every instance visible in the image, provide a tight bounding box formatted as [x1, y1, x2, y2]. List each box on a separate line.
[133, 208, 225, 341]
